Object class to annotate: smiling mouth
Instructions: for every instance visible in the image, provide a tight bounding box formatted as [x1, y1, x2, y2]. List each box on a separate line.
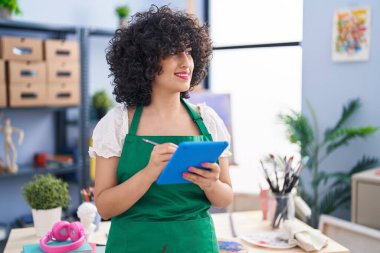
[175, 72, 190, 80]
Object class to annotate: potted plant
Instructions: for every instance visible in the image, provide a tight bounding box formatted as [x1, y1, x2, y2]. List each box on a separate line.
[22, 174, 70, 236]
[0, 0, 22, 19]
[279, 98, 379, 227]
[91, 90, 113, 120]
[115, 5, 130, 28]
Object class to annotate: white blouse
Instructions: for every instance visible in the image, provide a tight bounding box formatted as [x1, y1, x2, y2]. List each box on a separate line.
[89, 102, 232, 159]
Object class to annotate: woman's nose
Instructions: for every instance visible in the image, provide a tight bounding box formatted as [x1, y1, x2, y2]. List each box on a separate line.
[179, 52, 191, 68]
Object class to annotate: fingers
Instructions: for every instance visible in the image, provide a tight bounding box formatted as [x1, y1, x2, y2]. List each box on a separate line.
[153, 143, 177, 155]
[199, 162, 219, 172]
[188, 167, 218, 180]
[183, 172, 215, 191]
[183, 172, 210, 185]
[183, 163, 221, 190]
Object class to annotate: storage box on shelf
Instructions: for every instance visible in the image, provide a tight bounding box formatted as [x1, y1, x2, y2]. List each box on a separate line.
[0, 59, 5, 107]
[0, 59, 5, 83]
[7, 61, 47, 107]
[44, 39, 79, 62]
[9, 83, 47, 107]
[1, 36, 47, 108]
[46, 62, 80, 84]
[8, 61, 46, 84]
[0, 84, 6, 107]
[47, 83, 80, 106]
[0, 36, 43, 61]
[45, 40, 80, 106]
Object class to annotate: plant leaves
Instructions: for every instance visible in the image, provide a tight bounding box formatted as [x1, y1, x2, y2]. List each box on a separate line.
[330, 156, 379, 189]
[311, 171, 330, 188]
[324, 98, 361, 141]
[279, 110, 314, 158]
[326, 126, 378, 154]
[22, 174, 70, 210]
[349, 156, 379, 175]
[319, 185, 350, 215]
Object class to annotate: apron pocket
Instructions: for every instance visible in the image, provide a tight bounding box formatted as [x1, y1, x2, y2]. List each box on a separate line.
[106, 216, 218, 253]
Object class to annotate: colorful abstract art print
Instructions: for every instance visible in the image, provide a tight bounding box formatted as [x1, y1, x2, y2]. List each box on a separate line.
[332, 7, 371, 62]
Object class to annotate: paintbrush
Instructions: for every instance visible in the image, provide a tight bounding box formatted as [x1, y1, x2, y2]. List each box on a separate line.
[260, 160, 278, 193]
[269, 154, 280, 192]
[282, 156, 293, 193]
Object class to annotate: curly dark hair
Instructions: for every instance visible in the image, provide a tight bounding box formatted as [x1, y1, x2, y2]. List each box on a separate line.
[106, 5, 213, 107]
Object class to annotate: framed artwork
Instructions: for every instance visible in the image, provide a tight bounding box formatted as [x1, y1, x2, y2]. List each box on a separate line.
[332, 6, 371, 62]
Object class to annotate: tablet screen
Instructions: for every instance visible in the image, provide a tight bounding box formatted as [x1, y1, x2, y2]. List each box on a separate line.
[156, 141, 228, 185]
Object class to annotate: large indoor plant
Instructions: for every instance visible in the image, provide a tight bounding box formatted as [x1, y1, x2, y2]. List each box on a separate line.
[0, 0, 22, 19]
[279, 98, 379, 227]
[91, 90, 113, 120]
[22, 174, 70, 236]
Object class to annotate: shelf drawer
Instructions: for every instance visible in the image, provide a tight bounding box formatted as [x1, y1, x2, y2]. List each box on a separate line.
[47, 83, 80, 106]
[0, 59, 5, 84]
[0, 36, 43, 61]
[47, 62, 80, 84]
[8, 61, 47, 84]
[45, 39, 79, 62]
[9, 83, 47, 107]
[0, 84, 6, 107]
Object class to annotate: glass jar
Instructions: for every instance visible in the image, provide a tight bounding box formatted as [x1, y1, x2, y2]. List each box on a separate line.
[268, 192, 295, 229]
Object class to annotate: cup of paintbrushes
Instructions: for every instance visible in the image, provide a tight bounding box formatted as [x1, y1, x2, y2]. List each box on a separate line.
[268, 192, 295, 229]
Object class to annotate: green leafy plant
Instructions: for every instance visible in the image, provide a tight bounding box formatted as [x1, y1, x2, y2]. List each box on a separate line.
[115, 5, 130, 19]
[91, 90, 113, 119]
[22, 174, 70, 210]
[279, 98, 379, 227]
[0, 0, 22, 15]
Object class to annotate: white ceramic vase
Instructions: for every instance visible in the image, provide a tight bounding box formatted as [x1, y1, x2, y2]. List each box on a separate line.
[32, 206, 62, 237]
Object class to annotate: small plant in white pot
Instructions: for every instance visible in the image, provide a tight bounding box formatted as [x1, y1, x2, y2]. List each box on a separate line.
[22, 174, 70, 237]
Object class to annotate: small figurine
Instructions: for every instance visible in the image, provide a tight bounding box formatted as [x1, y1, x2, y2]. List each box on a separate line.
[0, 113, 24, 174]
[77, 202, 97, 236]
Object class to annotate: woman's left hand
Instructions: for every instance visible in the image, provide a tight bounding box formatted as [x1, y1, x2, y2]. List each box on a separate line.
[183, 162, 220, 191]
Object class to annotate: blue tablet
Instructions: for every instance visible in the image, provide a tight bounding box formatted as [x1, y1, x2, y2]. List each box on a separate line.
[156, 141, 228, 185]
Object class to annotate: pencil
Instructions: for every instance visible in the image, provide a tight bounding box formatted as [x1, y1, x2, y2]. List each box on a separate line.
[142, 138, 159, 146]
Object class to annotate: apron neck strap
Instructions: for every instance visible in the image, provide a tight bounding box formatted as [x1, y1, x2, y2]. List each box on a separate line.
[129, 105, 143, 136]
[180, 98, 210, 136]
[129, 99, 211, 136]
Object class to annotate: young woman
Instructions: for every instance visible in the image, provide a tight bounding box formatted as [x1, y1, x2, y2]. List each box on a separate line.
[90, 5, 233, 252]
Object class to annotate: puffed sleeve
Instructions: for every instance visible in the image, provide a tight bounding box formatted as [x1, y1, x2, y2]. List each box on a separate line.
[88, 104, 129, 158]
[198, 103, 232, 157]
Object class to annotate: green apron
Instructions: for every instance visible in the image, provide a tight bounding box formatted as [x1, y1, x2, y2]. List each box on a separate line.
[106, 98, 219, 253]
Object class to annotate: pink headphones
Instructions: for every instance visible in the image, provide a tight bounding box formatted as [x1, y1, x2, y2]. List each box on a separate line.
[40, 221, 85, 253]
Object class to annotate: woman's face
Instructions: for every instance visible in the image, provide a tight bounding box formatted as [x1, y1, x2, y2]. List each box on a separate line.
[153, 48, 194, 94]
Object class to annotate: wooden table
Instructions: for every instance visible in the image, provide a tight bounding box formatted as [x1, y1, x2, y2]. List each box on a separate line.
[4, 211, 349, 253]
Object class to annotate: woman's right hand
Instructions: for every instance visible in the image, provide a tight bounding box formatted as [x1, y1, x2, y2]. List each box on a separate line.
[145, 143, 177, 181]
